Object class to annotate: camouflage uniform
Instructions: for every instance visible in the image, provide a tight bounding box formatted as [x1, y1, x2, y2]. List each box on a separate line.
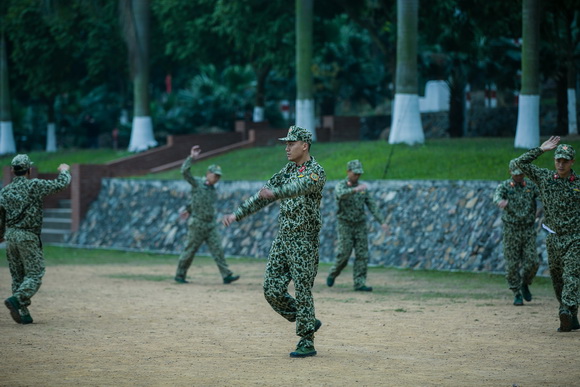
[328, 160, 385, 289]
[514, 145, 580, 325]
[0, 155, 71, 321]
[493, 170, 540, 297]
[175, 160, 234, 282]
[232, 129, 326, 352]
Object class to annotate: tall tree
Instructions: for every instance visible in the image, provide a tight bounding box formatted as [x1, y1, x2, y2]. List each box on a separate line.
[389, 0, 424, 145]
[514, 0, 541, 149]
[296, 0, 316, 139]
[121, 0, 157, 152]
[0, 29, 16, 154]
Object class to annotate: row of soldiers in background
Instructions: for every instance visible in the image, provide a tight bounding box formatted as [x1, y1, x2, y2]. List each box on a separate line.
[494, 138, 580, 333]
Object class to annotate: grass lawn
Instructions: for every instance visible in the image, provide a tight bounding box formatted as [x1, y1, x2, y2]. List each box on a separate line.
[2, 137, 578, 181]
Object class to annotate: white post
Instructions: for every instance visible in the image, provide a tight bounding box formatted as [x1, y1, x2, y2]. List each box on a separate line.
[295, 98, 316, 141]
[514, 95, 540, 148]
[128, 116, 157, 152]
[388, 93, 424, 145]
[0, 121, 16, 154]
[568, 88, 578, 135]
[46, 122, 57, 152]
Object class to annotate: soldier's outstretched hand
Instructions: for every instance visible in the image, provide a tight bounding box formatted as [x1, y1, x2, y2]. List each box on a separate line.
[222, 214, 236, 227]
[58, 163, 70, 172]
[540, 136, 560, 152]
[190, 145, 201, 159]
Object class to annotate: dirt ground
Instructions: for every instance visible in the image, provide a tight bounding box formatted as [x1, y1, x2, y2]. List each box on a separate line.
[1, 258, 579, 387]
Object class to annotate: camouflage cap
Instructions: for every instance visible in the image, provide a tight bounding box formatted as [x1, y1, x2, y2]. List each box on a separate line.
[508, 159, 522, 175]
[347, 159, 364, 174]
[554, 144, 575, 160]
[207, 164, 222, 175]
[11, 154, 33, 170]
[278, 125, 312, 144]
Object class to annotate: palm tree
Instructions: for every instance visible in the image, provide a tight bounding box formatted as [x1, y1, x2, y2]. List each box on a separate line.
[120, 0, 157, 152]
[0, 29, 16, 154]
[514, 0, 540, 149]
[295, 0, 316, 140]
[388, 0, 424, 145]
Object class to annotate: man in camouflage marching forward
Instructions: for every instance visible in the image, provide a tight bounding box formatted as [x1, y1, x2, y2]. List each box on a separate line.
[493, 160, 540, 306]
[514, 136, 580, 332]
[1, 154, 71, 324]
[223, 125, 326, 358]
[174, 145, 239, 285]
[327, 160, 388, 292]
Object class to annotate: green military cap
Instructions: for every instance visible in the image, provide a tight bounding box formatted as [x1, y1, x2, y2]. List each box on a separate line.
[347, 159, 364, 174]
[508, 159, 522, 175]
[278, 125, 312, 144]
[207, 164, 222, 175]
[554, 144, 575, 160]
[11, 154, 33, 170]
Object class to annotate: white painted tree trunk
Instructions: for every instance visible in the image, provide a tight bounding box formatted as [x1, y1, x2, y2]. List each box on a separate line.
[46, 122, 57, 152]
[253, 106, 265, 122]
[295, 98, 317, 141]
[514, 94, 540, 149]
[389, 93, 424, 145]
[0, 121, 16, 154]
[568, 88, 578, 135]
[128, 116, 157, 152]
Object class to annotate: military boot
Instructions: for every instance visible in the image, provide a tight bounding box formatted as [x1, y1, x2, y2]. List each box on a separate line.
[558, 310, 573, 332]
[521, 284, 532, 302]
[4, 296, 22, 324]
[513, 293, 524, 306]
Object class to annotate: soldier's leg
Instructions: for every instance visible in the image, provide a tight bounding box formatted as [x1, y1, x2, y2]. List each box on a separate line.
[352, 224, 370, 289]
[546, 234, 564, 307]
[206, 226, 233, 279]
[521, 226, 540, 286]
[502, 227, 522, 295]
[6, 241, 25, 299]
[175, 224, 206, 280]
[263, 236, 296, 321]
[560, 237, 580, 314]
[290, 234, 319, 349]
[328, 221, 354, 280]
[12, 238, 45, 308]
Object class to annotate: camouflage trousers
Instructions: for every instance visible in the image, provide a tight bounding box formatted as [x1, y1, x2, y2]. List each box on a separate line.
[502, 223, 539, 293]
[5, 229, 45, 313]
[175, 218, 233, 280]
[264, 231, 319, 347]
[545, 233, 580, 315]
[329, 220, 369, 288]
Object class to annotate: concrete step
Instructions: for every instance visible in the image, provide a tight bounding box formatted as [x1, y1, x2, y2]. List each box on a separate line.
[44, 208, 72, 219]
[41, 229, 70, 244]
[43, 217, 71, 231]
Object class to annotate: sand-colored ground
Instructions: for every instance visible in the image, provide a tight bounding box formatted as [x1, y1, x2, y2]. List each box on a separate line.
[1, 258, 579, 387]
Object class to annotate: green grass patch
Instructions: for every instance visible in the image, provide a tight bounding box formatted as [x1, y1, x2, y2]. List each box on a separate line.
[105, 273, 170, 282]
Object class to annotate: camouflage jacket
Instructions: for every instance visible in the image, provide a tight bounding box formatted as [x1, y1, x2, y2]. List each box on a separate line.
[234, 157, 326, 234]
[0, 170, 71, 237]
[335, 178, 384, 224]
[182, 156, 217, 222]
[493, 178, 539, 225]
[514, 147, 580, 234]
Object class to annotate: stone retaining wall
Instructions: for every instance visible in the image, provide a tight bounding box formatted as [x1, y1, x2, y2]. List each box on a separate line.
[67, 179, 550, 277]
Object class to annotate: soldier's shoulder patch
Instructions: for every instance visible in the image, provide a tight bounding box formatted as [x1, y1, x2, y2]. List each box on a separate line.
[310, 173, 319, 181]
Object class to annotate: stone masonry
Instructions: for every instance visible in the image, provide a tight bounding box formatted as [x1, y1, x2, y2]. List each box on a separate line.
[67, 179, 550, 277]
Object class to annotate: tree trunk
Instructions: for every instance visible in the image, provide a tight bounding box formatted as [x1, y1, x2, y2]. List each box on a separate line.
[122, 0, 157, 152]
[388, 0, 424, 145]
[514, 0, 540, 149]
[0, 31, 16, 154]
[295, 0, 316, 139]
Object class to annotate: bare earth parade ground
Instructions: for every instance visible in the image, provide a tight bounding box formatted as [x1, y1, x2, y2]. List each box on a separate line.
[1, 255, 580, 387]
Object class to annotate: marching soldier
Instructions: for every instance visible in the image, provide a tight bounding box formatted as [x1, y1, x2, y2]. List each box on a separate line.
[514, 136, 580, 332]
[326, 160, 388, 292]
[174, 145, 239, 285]
[1, 154, 71, 324]
[493, 160, 540, 305]
[223, 125, 326, 358]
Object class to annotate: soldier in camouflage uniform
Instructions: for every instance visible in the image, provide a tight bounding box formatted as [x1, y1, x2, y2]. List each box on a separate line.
[326, 160, 388, 292]
[514, 136, 580, 332]
[174, 145, 239, 285]
[493, 159, 540, 306]
[0, 154, 71, 324]
[223, 125, 326, 358]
